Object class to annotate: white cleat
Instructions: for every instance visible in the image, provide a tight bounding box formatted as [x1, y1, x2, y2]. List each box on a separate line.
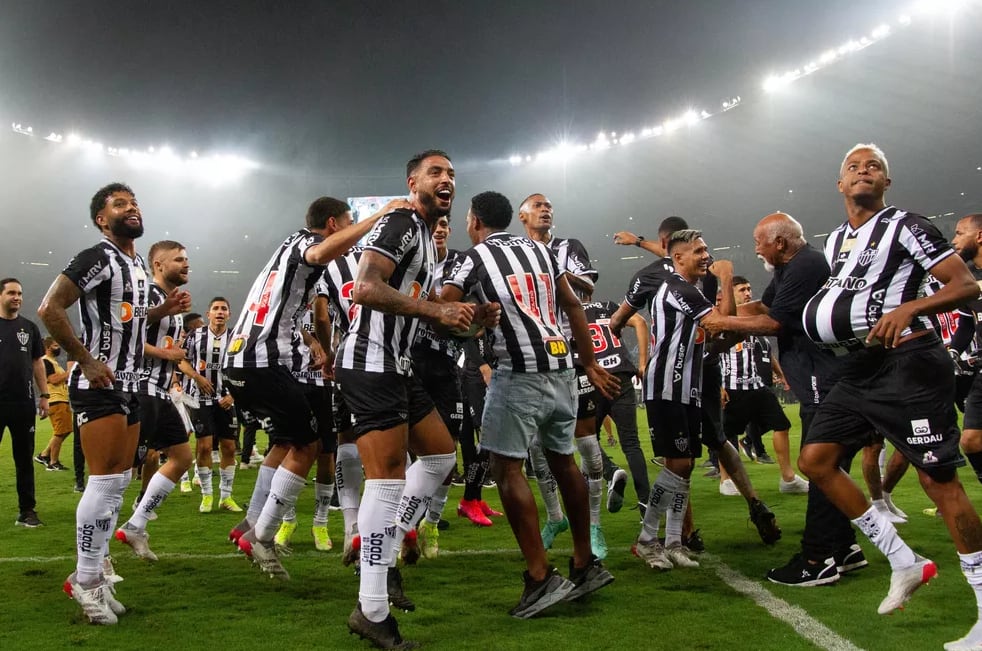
[63, 572, 117, 625]
[632, 538, 673, 570]
[877, 554, 937, 614]
[665, 543, 700, 568]
[115, 523, 159, 562]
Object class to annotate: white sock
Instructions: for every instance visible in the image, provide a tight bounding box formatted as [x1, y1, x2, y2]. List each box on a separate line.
[254, 468, 307, 541]
[664, 477, 690, 547]
[359, 479, 405, 623]
[959, 551, 982, 641]
[425, 482, 451, 525]
[246, 464, 276, 523]
[219, 465, 235, 500]
[576, 436, 603, 526]
[128, 473, 176, 530]
[393, 453, 455, 550]
[283, 507, 297, 522]
[313, 481, 334, 526]
[639, 469, 682, 543]
[530, 440, 564, 522]
[336, 443, 362, 534]
[180, 470, 189, 483]
[852, 505, 916, 569]
[197, 467, 213, 496]
[76, 473, 126, 585]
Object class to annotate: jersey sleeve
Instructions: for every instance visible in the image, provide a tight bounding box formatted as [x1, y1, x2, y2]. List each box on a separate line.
[61, 245, 111, 292]
[444, 250, 480, 294]
[666, 279, 713, 320]
[901, 215, 955, 271]
[564, 238, 598, 284]
[625, 267, 654, 310]
[30, 321, 43, 359]
[297, 232, 325, 267]
[363, 210, 417, 264]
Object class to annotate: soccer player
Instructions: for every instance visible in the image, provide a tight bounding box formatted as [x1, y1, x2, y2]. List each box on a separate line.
[39, 182, 189, 624]
[457, 329, 501, 524]
[719, 275, 808, 494]
[224, 195, 405, 582]
[179, 297, 241, 513]
[0, 278, 49, 527]
[795, 144, 982, 650]
[443, 190, 618, 617]
[518, 193, 608, 557]
[115, 240, 194, 560]
[336, 151, 488, 648]
[37, 336, 72, 471]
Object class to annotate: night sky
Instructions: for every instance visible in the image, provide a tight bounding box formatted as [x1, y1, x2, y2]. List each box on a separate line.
[2, 0, 980, 311]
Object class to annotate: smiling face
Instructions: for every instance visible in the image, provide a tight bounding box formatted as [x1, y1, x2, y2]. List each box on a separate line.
[97, 190, 144, 239]
[672, 237, 711, 283]
[409, 155, 455, 221]
[432, 216, 451, 254]
[837, 148, 890, 208]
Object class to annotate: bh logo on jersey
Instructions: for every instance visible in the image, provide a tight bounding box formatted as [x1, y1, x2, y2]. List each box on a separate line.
[545, 337, 568, 358]
[120, 302, 147, 323]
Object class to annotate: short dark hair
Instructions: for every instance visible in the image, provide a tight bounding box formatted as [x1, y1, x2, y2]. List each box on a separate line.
[963, 213, 982, 231]
[148, 240, 185, 265]
[733, 275, 750, 286]
[658, 216, 689, 239]
[0, 277, 21, 292]
[306, 197, 351, 229]
[89, 182, 134, 226]
[470, 191, 513, 230]
[209, 297, 229, 309]
[43, 336, 57, 348]
[667, 228, 703, 255]
[406, 150, 451, 178]
[184, 311, 202, 324]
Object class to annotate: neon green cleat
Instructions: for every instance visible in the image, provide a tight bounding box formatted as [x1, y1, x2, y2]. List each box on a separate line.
[220, 497, 243, 512]
[312, 525, 333, 551]
[198, 495, 213, 513]
[275, 519, 298, 551]
[418, 521, 440, 559]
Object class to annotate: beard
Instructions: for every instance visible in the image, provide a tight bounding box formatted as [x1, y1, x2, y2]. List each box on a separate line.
[758, 255, 775, 274]
[959, 243, 978, 262]
[417, 191, 451, 219]
[109, 218, 144, 239]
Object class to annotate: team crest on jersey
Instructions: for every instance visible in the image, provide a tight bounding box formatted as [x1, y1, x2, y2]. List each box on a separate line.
[16, 329, 29, 346]
[227, 335, 248, 355]
[544, 337, 568, 358]
[857, 248, 879, 266]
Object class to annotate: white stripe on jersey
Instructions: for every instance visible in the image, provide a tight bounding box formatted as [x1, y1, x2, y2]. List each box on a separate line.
[290, 304, 326, 386]
[320, 247, 363, 335]
[643, 278, 712, 406]
[720, 337, 764, 391]
[140, 283, 184, 398]
[183, 326, 229, 406]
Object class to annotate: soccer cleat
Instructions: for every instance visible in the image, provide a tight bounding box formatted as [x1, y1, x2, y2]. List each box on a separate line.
[238, 462, 253, 471]
[179, 479, 193, 493]
[63, 572, 117, 625]
[418, 520, 439, 559]
[749, 498, 782, 545]
[343, 527, 361, 567]
[312, 525, 333, 551]
[923, 507, 941, 518]
[875, 501, 908, 524]
[779, 475, 810, 494]
[509, 566, 575, 619]
[632, 538, 674, 570]
[684, 529, 705, 553]
[74, 482, 85, 493]
[703, 467, 720, 478]
[47, 461, 68, 471]
[228, 518, 251, 544]
[132, 497, 157, 521]
[103, 555, 123, 584]
[103, 579, 126, 616]
[400, 529, 420, 566]
[387, 566, 415, 612]
[607, 469, 628, 513]
[115, 523, 159, 562]
[541, 516, 570, 550]
[15, 510, 44, 527]
[566, 555, 614, 601]
[220, 497, 243, 512]
[883, 493, 909, 520]
[192, 474, 201, 487]
[457, 499, 492, 526]
[719, 478, 740, 496]
[34, 453, 50, 467]
[739, 438, 756, 461]
[833, 544, 869, 574]
[590, 524, 608, 560]
[450, 469, 466, 487]
[348, 602, 419, 650]
[274, 519, 298, 553]
[756, 453, 777, 465]
[238, 530, 290, 580]
[665, 543, 700, 568]
[199, 495, 214, 513]
[767, 553, 839, 587]
[477, 500, 503, 517]
[877, 554, 937, 614]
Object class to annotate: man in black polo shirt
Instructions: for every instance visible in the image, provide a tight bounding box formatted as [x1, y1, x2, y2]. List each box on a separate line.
[0, 278, 49, 527]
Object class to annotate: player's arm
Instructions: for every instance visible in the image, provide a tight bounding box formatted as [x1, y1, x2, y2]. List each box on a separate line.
[869, 255, 978, 348]
[565, 273, 595, 297]
[557, 275, 619, 399]
[38, 275, 115, 389]
[148, 287, 191, 324]
[44, 360, 71, 385]
[627, 312, 649, 376]
[145, 342, 186, 362]
[613, 231, 665, 257]
[609, 301, 638, 338]
[177, 359, 214, 395]
[305, 199, 412, 266]
[770, 348, 791, 390]
[32, 357, 50, 418]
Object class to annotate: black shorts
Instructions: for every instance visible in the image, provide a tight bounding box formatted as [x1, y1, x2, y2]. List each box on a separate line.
[332, 383, 354, 438]
[646, 399, 702, 459]
[334, 367, 434, 437]
[700, 363, 727, 449]
[223, 366, 317, 446]
[69, 388, 141, 428]
[962, 372, 982, 430]
[575, 367, 598, 420]
[807, 336, 964, 475]
[461, 371, 488, 426]
[190, 403, 238, 441]
[137, 394, 189, 451]
[413, 348, 464, 439]
[723, 387, 792, 440]
[300, 382, 336, 453]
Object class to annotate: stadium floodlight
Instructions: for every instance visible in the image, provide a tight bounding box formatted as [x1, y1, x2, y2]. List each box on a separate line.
[508, 155, 523, 166]
[619, 132, 636, 145]
[871, 24, 891, 39]
[67, 133, 81, 145]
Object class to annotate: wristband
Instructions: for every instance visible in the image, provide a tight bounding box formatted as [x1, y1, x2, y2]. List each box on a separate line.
[39, 393, 50, 399]
[635, 236, 645, 247]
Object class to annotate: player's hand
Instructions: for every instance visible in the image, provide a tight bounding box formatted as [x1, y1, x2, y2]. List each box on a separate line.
[585, 363, 620, 400]
[308, 340, 327, 372]
[474, 302, 501, 329]
[164, 347, 187, 362]
[195, 375, 215, 395]
[161, 287, 192, 316]
[708, 260, 733, 279]
[613, 231, 640, 246]
[868, 304, 917, 349]
[37, 397, 49, 419]
[79, 357, 115, 389]
[434, 301, 475, 331]
[720, 387, 730, 407]
[218, 394, 234, 410]
[370, 198, 414, 221]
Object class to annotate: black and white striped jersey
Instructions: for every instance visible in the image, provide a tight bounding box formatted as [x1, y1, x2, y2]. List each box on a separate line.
[582, 300, 637, 375]
[625, 257, 675, 310]
[548, 236, 597, 338]
[413, 249, 462, 360]
[720, 337, 764, 391]
[445, 232, 571, 373]
[336, 210, 436, 375]
[62, 238, 150, 393]
[803, 207, 954, 353]
[182, 326, 230, 406]
[224, 228, 325, 369]
[641, 273, 713, 405]
[318, 247, 363, 335]
[289, 304, 326, 386]
[140, 283, 183, 399]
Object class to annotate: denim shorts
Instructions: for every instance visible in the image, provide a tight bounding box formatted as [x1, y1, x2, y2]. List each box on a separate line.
[481, 368, 576, 459]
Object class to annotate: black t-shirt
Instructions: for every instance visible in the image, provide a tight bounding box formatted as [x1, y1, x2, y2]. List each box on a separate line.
[0, 315, 43, 403]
